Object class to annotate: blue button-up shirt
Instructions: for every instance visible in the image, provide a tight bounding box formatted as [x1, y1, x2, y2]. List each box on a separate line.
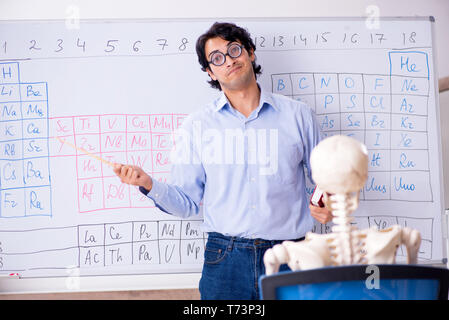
[143, 85, 322, 240]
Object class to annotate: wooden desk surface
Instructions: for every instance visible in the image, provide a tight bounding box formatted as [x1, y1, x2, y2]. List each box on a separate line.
[0, 289, 200, 300]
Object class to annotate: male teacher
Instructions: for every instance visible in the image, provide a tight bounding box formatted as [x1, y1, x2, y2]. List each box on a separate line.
[113, 22, 332, 300]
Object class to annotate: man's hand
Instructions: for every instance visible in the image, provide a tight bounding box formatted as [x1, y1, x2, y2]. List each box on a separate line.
[113, 163, 153, 191]
[309, 203, 333, 224]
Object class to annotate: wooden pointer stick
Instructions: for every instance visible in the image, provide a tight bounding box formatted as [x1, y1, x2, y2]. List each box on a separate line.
[56, 136, 114, 168]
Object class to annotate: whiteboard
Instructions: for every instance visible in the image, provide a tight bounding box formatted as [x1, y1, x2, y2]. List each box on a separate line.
[0, 17, 446, 294]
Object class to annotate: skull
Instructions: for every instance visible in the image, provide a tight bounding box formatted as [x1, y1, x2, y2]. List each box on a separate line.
[310, 135, 369, 194]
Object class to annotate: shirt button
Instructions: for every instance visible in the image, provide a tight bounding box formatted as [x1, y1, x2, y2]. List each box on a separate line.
[251, 205, 256, 209]
[250, 177, 256, 182]
[155, 193, 159, 197]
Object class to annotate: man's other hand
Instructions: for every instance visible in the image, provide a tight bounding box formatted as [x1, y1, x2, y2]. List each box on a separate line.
[309, 203, 333, 224]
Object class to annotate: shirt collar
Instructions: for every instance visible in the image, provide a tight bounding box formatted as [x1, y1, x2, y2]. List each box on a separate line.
[213, 84, 279, 113]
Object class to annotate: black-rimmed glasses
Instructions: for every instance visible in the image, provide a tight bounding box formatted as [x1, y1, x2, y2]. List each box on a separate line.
[208, 43, 243, 67]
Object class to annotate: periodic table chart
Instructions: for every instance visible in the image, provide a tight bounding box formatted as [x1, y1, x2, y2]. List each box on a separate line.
[276, 52, 438, 259]
[0, 18, 445, 292]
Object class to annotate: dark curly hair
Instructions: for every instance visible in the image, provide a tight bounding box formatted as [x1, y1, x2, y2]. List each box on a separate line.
[196, 22, 262, 91]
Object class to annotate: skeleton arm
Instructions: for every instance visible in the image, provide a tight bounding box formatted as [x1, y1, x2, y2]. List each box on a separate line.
[264, 237, 334, 275]
[401, 227, 422, 264]
[264, 242, 291, 276]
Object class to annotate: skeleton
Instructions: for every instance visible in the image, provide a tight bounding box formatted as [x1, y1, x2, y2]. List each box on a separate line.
[264, 135, 421, 275]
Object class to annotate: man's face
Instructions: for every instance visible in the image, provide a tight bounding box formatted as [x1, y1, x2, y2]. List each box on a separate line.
[204, 37, 256, 91]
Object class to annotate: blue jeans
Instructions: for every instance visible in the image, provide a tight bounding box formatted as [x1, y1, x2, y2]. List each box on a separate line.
[199, 232, 305, 300]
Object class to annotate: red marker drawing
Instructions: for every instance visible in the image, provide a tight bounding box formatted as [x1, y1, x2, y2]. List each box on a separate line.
[0, 273, 21, 278]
